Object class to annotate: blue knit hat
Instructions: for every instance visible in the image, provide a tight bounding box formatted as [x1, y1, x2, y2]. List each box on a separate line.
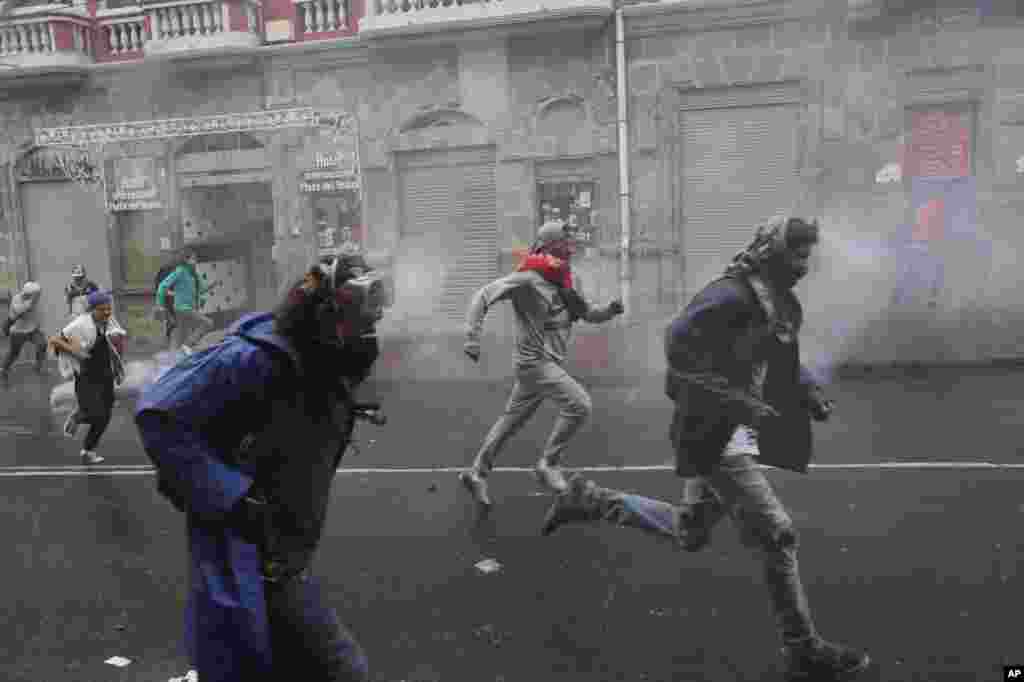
[87, 290, 113, 309]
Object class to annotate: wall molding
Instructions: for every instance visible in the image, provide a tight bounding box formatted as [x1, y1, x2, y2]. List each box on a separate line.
[623, 0, 811, 39]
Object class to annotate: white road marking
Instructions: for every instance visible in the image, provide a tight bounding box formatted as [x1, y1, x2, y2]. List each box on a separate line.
[0, 462, 1022, 478]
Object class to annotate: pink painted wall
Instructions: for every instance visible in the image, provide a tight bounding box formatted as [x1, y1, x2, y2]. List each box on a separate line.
[262, 0, 296, 24]
[227, 0, 250, 32]
[349, 0, 365, 32]
[93, 25, 110, 60]
[51, 22, 75, 51]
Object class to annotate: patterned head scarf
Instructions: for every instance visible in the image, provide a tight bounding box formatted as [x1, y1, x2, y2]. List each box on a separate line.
[724, 215, 819, 278]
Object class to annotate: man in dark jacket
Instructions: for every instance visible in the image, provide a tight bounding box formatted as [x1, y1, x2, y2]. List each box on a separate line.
[135, 255, 384, 682]
[540, 216, 871, 681]
[153, 259, 180, 344]
[65, 264, 100, 317]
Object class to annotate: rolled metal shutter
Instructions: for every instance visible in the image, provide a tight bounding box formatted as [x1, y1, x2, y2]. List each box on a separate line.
[397, 147, 498, 320]
[21, 182, 110, 332]
[679, 86, 802, 300]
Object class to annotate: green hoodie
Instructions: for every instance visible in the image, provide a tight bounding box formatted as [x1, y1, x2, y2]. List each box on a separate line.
[157, 263, 207, 313]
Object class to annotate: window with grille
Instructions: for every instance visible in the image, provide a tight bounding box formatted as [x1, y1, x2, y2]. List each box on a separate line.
[537, 181, 596, 245]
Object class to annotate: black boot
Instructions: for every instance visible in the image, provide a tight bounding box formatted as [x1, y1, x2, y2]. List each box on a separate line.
[782, 638, 871, 680]
[541, 474, 624, 536]
[677, 482, 726, 552]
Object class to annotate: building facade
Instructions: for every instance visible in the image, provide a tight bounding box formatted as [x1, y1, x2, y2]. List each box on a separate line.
[1, 0, 1023, 371]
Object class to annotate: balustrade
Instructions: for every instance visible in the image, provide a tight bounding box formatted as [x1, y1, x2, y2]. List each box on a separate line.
[102, 19, 145, 54]
[151, 1, 225, 41]
[0, 20, 55, 57]
[298, 0, 347, 35]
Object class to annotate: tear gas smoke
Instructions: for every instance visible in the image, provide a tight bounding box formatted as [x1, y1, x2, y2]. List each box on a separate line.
[799, 227, 899, 385]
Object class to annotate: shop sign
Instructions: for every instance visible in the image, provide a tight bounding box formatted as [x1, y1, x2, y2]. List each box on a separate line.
[34, 108, 357, 147]
[16, 147, 100, 183]
[301, 130, 361, 194]
[300, 171, 361, 194]
[108, 157, 165, 211]
[314, 150, 357, 172]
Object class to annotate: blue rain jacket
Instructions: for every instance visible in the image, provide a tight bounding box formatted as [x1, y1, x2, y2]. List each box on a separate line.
[135, 312, 351, 682]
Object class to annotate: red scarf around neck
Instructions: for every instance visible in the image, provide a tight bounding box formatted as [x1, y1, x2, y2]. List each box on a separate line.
[515, 253, 572, 289]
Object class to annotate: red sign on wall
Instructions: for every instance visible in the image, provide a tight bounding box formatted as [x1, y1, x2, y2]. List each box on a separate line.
[905, 110, 971, 178]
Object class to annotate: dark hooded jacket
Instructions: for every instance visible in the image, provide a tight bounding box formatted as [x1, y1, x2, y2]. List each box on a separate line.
[134, 313, 357, 681]
[664, 273, 823, 477]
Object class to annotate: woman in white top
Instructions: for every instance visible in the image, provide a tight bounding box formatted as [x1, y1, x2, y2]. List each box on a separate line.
[48, 291, 126, 465]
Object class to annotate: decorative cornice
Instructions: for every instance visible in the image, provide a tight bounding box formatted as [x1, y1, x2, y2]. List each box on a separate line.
[623, 0, 808, 38]
[34, 107, 358, 147]
[362, 5, 610, 45]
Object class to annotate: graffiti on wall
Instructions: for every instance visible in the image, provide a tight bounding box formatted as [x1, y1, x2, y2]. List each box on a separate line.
[893, 176, 990, 309]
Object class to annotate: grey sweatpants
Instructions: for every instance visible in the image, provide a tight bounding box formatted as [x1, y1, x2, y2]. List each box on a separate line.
[472, 361, 592, 474]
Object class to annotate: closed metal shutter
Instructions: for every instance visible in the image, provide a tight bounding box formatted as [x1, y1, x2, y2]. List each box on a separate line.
[679, 85, 802, 300]
[21, 182, 110, 332]
[398, 147, 497, 320]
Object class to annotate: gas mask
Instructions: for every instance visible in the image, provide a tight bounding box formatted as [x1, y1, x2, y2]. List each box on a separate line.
[313, 256, 387, 345]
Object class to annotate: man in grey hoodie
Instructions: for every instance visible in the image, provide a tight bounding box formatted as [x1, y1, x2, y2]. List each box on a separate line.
[2, 281, 46, 385]
[460, 221, 624, 506]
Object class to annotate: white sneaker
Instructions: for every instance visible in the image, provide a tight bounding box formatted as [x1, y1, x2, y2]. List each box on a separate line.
[534, 459, 569, 493]
[81, 450, 105, 465]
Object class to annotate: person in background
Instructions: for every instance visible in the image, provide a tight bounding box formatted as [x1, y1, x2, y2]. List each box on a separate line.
[2, 281, 46, 385]
[48, 290, 125, 465]
[154, 257, 181, 345]
[65, 265, 99, 318]
[157, 249, 214, 356]
[540, 216, 871, 681]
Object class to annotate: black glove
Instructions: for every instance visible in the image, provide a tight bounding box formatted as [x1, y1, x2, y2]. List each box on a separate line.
[227, 492, 269, 546]
[608, 299, 625, 316]
[807, 393, 835, 422]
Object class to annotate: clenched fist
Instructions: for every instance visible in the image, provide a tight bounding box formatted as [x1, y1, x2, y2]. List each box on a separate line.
[809, 396, 835, 422]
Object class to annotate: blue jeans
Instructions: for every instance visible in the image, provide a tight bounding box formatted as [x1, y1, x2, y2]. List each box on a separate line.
[608, 454, 818, 646]
[265, 572, 370, 681]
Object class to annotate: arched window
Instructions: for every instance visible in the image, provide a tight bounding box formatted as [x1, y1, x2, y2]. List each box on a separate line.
[399, 109, 482, 134]
[536, 97, 588, 139]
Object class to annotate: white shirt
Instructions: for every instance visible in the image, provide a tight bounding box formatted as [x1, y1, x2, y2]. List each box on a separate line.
[58, 312, 126, 379]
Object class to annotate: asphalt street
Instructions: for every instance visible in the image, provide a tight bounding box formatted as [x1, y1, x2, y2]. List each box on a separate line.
[0, 354, 1020, 682]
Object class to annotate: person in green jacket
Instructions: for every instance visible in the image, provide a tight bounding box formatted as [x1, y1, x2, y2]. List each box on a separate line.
[157, 249, 214, 355]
